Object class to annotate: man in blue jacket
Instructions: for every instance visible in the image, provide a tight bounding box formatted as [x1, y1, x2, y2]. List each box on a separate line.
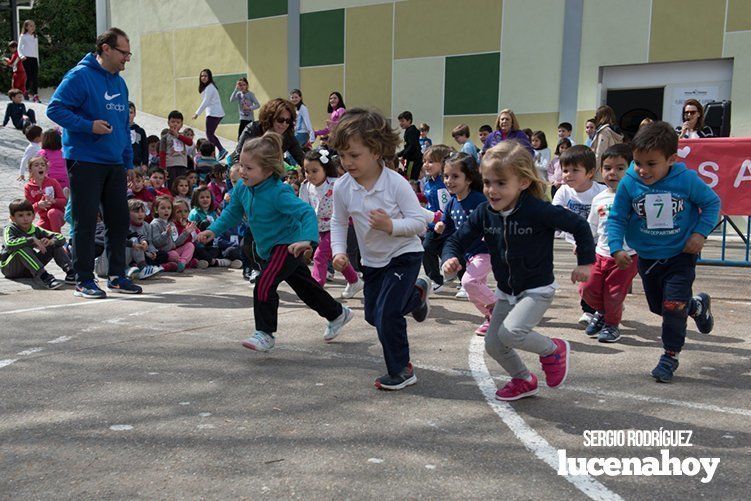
[47, 27, 141, 298]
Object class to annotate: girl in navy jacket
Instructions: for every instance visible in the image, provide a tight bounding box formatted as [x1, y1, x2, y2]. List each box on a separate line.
[443, 141, 595, 401]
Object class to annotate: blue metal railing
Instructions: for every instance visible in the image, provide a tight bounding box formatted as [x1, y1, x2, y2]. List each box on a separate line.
[698, 216, 751, 267]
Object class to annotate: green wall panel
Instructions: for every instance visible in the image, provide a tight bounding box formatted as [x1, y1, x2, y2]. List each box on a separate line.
[248, 0, 287, 19]
[213, 73, 248, 125]
[444, 53, 500, 116]
[301, 9, 345, 67]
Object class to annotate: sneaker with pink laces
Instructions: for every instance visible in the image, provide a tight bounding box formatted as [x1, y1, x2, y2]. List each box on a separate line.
[474, 317, 490, 336]
[539, 338, 570, 388]
[495, 373, 538, 401]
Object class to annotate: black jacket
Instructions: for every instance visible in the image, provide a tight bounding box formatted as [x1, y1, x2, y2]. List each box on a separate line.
[231, 121, 305, 166]
[443, 192, 596, 296]
[130, 123, 148, 167]
[398, 124, 422, 162]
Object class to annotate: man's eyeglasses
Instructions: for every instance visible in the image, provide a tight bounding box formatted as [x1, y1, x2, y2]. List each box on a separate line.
[275, 117, 293, 125]
[110, 46, 132, 58]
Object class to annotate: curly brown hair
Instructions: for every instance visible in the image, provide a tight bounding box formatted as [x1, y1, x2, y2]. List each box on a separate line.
[328, 108, 400, 158]
[258, 98, 297, 140]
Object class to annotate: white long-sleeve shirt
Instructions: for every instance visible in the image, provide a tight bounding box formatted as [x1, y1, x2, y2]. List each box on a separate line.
[18, 33, 38, 59]
[19, 142, 41, 177]
[295, 104, 315, 144]
[195, 83, 225, 118]
[331, 167, 426, 267]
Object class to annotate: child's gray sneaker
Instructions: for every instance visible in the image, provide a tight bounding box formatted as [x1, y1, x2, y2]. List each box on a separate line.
[241, 331, 275, 352]
[324, 306, 353, 342]
[597, 324, 621, 343]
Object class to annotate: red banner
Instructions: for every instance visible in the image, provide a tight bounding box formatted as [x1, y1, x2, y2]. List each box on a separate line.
[678, 137, 751, 216]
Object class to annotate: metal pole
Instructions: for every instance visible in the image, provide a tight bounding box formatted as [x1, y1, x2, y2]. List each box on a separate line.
[287, 0, 300, 91]
[10, 0, 19, 40]
[95, 0, 108, 34]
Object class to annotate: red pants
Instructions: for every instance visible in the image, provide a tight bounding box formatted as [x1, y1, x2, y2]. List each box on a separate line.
[37, 208, 65, 233]
[12, 70, 27, 95]
[580, 253, 638, 326]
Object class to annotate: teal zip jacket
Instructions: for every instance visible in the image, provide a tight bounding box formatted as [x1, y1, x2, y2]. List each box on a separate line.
[608, 162, 721, 260]
[208, 177, 318, 260]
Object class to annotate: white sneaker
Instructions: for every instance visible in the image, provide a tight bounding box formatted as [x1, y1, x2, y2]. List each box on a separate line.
[138, 265, 163, 280]
[324, 306, 353, 342]
[578, 312, 594, 327]
[455, 287, 468, 299]
[431, 282, 444, 293]
[229, 259, 243, 269]
[249, 269, 261, 283]
[341, 278, 364, 299]
[197, 260, 210, 269]
[125, 266, 140, 279]
[215, 258, 231, 267]
[241, 331, 275, 352]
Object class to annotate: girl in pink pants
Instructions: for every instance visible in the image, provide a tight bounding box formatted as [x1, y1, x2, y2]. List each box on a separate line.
[300, 148, 363, 299]
[435, 152, 494, 335]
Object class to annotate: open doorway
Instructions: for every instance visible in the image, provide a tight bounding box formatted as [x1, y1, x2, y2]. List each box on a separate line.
[606, 87, 663, 142]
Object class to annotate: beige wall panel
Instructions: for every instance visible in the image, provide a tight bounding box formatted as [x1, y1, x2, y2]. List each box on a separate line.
[649, 0, 725, 62]
[393, 57, 445, 142]
[300, 66, 345, 134]
[394, 0, 502, 59]
[173, 23, 248, 78]
[345, 3, 393, 114]
[141, 32, 176, 119]
[248, 17, 289, 105]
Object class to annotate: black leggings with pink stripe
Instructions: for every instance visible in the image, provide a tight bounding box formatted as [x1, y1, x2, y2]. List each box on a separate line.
[205, 115, 224, 152]
[253, 245, 343, 334]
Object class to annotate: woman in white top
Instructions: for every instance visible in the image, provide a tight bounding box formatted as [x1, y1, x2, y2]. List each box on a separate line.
[18, 20, 40, 102]
[289, 89, 314, 148]
[192, 68, 227, 158]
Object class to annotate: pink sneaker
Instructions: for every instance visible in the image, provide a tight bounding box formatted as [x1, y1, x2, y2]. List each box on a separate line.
[539, 338, 570, 388]
[495, 373, 538, 401]
[474, 317, 490, 336]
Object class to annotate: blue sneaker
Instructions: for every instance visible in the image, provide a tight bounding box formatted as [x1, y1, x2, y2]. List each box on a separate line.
[585, 312, 605, 337]
[651, 354, 679, 383]
[692, 293, 713, 334]
[106, 277, 143, 294]
[411, 277, 431, 322]
[74, 279, 107, 299]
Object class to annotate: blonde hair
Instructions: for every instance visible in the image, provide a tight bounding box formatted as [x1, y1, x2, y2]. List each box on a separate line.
[481, 141, 546, 200]
[494, 109, 520, 132]
[240, 131, 285, 178]
[171, 199, 190, 221]
[328, 108, 401, 159]
[423, 144, 454, 164]
[27, 156, 48, 172]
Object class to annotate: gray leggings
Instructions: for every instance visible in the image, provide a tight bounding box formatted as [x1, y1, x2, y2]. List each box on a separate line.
[485, 291, 558, 380]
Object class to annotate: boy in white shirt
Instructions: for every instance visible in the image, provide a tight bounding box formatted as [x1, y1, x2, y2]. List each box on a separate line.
[579, 144, 638, 342]
[18, 125, 42, 181]
[329, 108, 430, 391]
[552, 145, 606, 326]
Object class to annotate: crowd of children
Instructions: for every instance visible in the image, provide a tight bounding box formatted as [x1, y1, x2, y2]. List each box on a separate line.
[1, 82, 721, 393]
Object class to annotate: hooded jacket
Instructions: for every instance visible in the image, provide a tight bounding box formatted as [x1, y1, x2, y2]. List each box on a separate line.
[444, 192, 595, 296]
[208, 176, 318, 261]
[608, 162, 721, 260]
[47, 53, 133, 169]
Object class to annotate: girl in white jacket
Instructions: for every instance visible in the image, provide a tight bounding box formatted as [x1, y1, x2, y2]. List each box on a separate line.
[192, 69, 227, 159]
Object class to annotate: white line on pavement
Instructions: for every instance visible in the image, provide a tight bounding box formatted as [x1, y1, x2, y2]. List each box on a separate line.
[467, 336, 623, 501]
[0, 359, 18, 369]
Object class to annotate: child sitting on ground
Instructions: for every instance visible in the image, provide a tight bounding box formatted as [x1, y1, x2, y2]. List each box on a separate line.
[18, 125, 42, 181]
[39, 128, 69, 190]
[149, 197, 194, 272]
[195, 141, 220, 184]
[148, 167, 172, 198]
[207, 164, 228, 206]
[170, 175, 192, 205]
[1, 199, 74, 289]
[128, 171, 156, 219]
[24, 156, 66, 233]
[147, 135, 160, 170]
[124, 199, 163, 280]
[579, 144, 638, 343]
[2, 88, 36, 130]
[608, 121, 720, 383]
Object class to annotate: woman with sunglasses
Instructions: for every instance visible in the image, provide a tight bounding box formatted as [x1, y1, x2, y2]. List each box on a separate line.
[230, 98, 305, 167]
[676, 99, 713, 139]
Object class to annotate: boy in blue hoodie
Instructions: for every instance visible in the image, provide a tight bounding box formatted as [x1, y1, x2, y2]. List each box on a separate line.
[608, 121, 720, 383]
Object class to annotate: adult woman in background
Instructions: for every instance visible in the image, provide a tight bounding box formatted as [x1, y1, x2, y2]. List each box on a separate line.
[590, 105, 623, 175]
[676, 99, 713, 138]
[192, 68, 227, 159]
[231, 98, 305, 166]
[481, 109, 534, 158]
